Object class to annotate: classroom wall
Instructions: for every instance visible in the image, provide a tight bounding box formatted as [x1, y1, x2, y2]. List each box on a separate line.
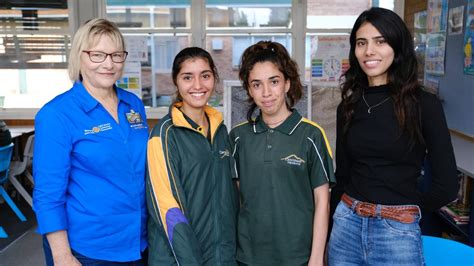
[438, 0, 474, 137]
[406, 0, 474, 137]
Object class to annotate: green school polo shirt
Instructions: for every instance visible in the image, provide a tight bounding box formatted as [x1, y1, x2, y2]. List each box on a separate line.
[230, 110, 336, 265]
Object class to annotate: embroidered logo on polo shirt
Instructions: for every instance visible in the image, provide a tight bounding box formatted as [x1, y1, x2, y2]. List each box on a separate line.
[126, 109, 147, 129]
[126, 109, 143, 124]
[84, 123, 112, 135]
[281, 154, 305, 166]
[219, 149, 230, 159]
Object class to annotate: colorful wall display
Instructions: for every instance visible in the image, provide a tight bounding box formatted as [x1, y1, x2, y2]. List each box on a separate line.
[425, 0, 448, 76]
[116, 61, 142, 98]
[414, 11, 427, 82]
[311, 35, 350, 87]
[448, 6, 464, 35]
[464, 0, 474, 74]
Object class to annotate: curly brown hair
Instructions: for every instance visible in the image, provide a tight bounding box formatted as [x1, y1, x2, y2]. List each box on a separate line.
[239, 41, 303, 122]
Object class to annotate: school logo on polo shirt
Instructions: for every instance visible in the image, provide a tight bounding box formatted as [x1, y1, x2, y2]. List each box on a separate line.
[281, 154, 305, 166]
[126, 109, 143, 124]
[126, 109, 147, 130]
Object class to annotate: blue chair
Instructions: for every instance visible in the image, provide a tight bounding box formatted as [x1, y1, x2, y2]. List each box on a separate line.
[0, 226, 7, 238]
[0, 143, 27, 222]
[422, 235, 474, 265]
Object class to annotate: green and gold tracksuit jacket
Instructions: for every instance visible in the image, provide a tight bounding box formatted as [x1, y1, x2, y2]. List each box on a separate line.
[146, 102, 238, 266]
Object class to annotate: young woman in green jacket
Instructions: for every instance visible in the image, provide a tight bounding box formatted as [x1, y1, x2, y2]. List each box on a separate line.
[146, 47, 238, 265]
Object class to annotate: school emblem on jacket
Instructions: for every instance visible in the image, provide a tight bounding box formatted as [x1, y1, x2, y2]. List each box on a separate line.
[219, 149, 230, 159]
[126, 109, 143, 124]
[281, 154, 305, 166]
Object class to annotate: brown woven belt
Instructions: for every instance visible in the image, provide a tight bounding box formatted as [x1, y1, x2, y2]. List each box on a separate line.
[341, 194, 419, 224]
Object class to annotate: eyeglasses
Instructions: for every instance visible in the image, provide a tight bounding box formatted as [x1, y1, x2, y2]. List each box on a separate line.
[82, 51, 128, 63]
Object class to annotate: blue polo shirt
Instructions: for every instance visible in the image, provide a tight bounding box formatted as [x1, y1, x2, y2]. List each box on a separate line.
[33, 82, 148, 261]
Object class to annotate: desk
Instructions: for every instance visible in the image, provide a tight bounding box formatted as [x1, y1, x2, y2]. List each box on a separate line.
[10, 131, 22, 139]
[8, 126, 34, 207]
[451, 134, 474, 177]
[9, 126, 34, 139]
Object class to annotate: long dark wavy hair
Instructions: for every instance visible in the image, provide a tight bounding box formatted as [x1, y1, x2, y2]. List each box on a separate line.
[340, 7, 423, 147]
[171, 47, 219, 103]
[239, 41, 303, 122]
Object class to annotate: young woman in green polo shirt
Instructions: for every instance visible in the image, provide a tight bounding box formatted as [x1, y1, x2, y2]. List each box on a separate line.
[146, 47, 238, 265]
[230, 41, 336, 265]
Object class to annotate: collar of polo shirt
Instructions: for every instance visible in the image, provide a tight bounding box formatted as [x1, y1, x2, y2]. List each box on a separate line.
[253, 110, 302, 135]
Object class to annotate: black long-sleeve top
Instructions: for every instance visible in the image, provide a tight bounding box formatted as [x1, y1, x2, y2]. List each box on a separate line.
[331, 84, 459, 211]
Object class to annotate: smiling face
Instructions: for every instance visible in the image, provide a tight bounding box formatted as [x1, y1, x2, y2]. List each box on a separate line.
[248, 61, 290, 121]
[355, 22, 395, 86]
[176, 57, 215, 111]
[80, 35, 124, 91]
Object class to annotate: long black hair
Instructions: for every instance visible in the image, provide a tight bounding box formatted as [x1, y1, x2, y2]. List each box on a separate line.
[171, 47, 219, 103]
[239, 41, 303, 122]
[340, 7, 423, 147]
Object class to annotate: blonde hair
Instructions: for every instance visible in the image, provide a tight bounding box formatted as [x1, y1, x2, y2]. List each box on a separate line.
[68, 18, 126, 82]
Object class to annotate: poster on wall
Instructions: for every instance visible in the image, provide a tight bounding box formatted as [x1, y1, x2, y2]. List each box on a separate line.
[414, 11, 427, 83]
[464, 0, 474, 75]
[425, 33, 447, 75]
[448, 6, 464, 35]
[425, 0, 448, 76]
[427, 0, 448, 32]
[311, 35, 350, 88]
[116, 61, 142, 98]
[124, 36, 148, 62]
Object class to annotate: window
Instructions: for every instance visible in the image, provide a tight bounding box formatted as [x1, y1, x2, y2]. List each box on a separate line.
[231, 35, 292, 67]
[106, 0, 192, 107]
[1, 0, 399, 110]
[0, 3, 70, 108]
[304, 0, 396, 80]
[107, 5, 190, 29]
[206, 1, 291, 28]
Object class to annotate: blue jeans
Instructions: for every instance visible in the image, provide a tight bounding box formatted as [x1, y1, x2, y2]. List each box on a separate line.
[328, 201, 424, 266]
[43, 236, 147, 266]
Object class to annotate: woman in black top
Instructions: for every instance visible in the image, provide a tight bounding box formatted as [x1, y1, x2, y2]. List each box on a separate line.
[328, 7, 458, 266]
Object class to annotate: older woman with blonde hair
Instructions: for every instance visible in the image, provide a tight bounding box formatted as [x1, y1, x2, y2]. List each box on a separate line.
[34, 18, 148, 265]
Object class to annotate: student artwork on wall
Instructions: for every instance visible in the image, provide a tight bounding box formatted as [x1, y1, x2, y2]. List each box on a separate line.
[448, 6, 464, 35]
[425, 0, 448, 76]
[464, 0, 474, 74]
[124, 36, 148, 62]
[414, 11, 427, 83]
[311, 35, 350, 88]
